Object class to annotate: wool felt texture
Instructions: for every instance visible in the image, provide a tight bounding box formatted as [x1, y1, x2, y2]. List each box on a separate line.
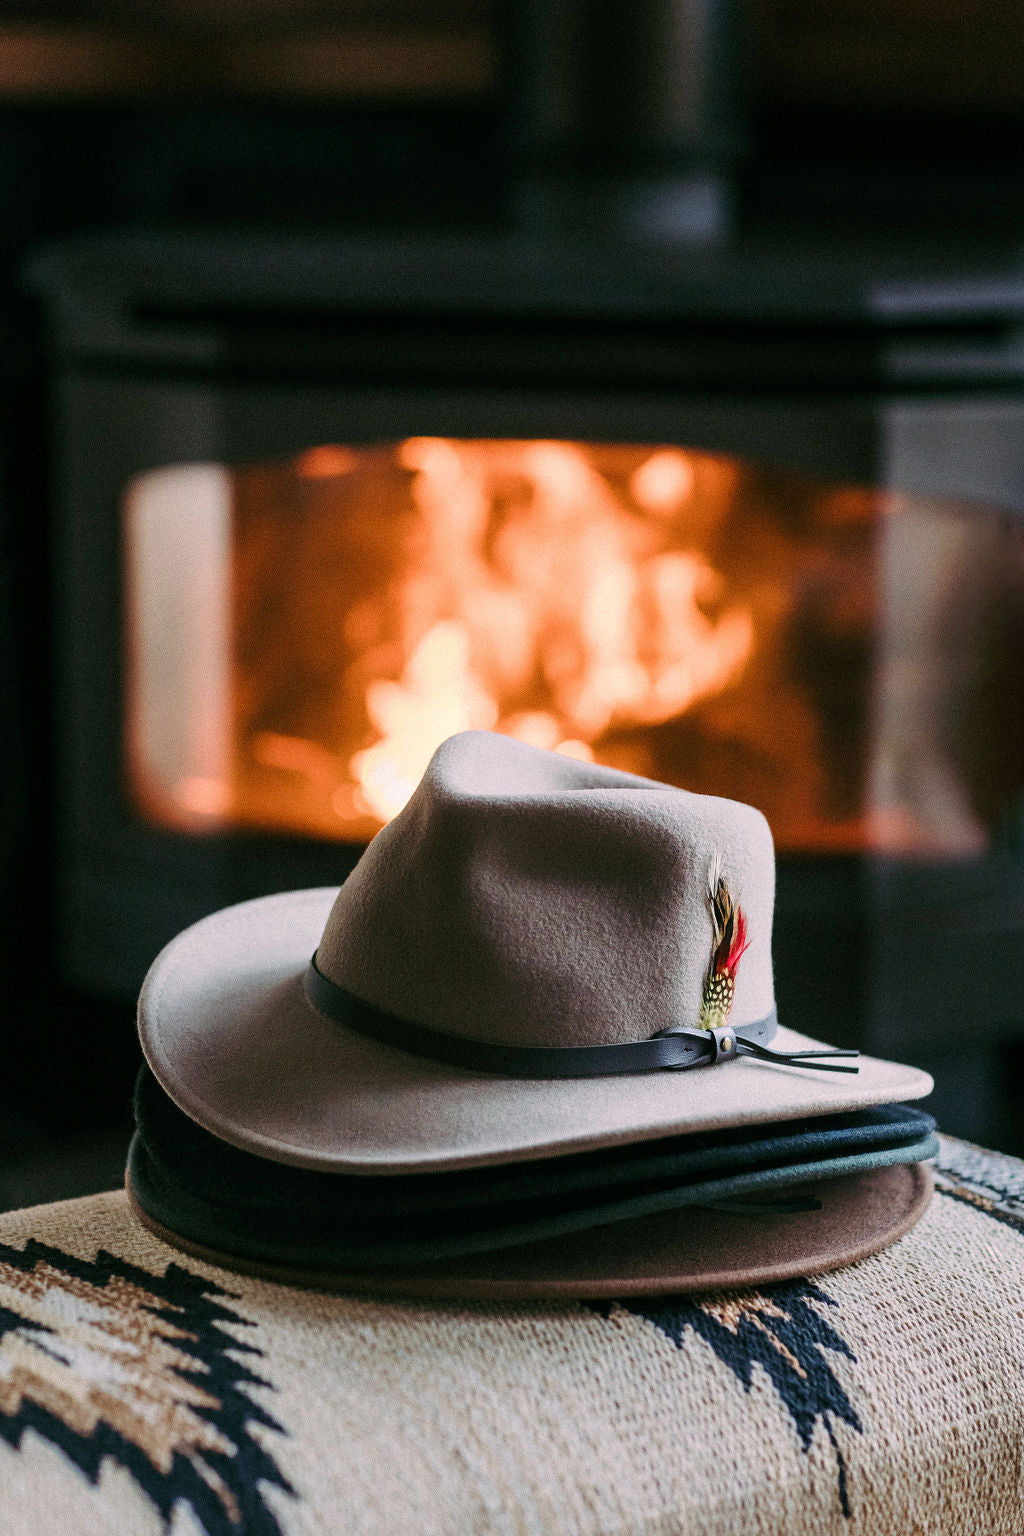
[127, 1163, 934, 1300]
[138, 736, 933, 1174]
[127, 1066, 937, 1278]
[0, 1141, 1018, 1536]
[316, 730, 780, 1051]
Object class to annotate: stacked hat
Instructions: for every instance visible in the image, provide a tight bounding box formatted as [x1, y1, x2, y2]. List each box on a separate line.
[128, 731, 936, 1298]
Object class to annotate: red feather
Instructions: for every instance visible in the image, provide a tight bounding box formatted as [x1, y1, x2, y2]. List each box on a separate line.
[724, 907, 749, 974]
[701, 860, 749, 1029]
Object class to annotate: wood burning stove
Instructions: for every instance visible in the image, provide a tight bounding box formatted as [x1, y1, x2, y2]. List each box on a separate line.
[29, 228, 1024, 1139]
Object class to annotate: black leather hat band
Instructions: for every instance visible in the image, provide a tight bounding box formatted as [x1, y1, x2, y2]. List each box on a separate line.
[304, 956, 858, 1079]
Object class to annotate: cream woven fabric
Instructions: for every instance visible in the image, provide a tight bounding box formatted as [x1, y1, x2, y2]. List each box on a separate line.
[0, 1136, 1021, 1536]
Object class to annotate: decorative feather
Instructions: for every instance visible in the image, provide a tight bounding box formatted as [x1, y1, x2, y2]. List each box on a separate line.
[698, 857, 750, 1030]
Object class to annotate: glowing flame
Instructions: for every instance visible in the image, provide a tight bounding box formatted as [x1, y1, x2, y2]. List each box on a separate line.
[128, 435, 1020, 856]
[630, 449, 695, 515]
[347, 440, 754, 823]
[349, 622, 497, 821]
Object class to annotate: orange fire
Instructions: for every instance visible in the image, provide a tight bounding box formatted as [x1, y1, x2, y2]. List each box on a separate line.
[340, 439, 753, 822]
[124, 437, 1020, 854]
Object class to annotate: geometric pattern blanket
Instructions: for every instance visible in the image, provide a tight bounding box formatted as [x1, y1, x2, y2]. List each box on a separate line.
[0, 1134, 1021, 1536]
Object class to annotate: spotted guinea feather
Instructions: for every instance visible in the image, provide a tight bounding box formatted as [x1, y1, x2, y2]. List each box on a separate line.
[699, 859, 750, 1029]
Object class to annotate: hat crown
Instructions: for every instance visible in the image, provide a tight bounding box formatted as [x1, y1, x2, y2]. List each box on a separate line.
[317, 732, 776, 1049]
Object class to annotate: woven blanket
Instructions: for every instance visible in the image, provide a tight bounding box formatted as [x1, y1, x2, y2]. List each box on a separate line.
[0, 1134, 1020, 1536]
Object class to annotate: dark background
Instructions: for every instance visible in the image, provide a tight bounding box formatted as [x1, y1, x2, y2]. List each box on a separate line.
[2, 0, 1024, 1206]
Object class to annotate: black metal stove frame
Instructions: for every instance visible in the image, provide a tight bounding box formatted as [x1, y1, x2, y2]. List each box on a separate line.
[27, 227, 1024, 1141]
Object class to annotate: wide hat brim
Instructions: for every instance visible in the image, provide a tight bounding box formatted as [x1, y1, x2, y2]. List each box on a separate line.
[126, 1162, 933, 1299]
[139, 888, 933, 1175]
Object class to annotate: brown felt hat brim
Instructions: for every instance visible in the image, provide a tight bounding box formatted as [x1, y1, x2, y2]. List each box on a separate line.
[127, 1161, 933, 1300]
[138, 888, 934, 1176]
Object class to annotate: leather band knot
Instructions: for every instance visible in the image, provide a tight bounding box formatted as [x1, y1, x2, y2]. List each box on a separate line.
[305, 956, 859, 1080]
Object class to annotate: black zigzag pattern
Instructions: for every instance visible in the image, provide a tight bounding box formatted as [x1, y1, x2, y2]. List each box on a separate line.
[596, 1280, 862, 1518]
[935, 1183, 1024, 1238]
[0, 1239, 294, 1536]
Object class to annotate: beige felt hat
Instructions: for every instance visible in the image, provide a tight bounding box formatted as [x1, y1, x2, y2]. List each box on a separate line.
[138, 731, 932, 1175]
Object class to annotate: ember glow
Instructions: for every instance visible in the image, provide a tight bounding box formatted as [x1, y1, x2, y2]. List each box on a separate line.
[124, 438, 1023, 852]
[337, 439, 754, 822]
